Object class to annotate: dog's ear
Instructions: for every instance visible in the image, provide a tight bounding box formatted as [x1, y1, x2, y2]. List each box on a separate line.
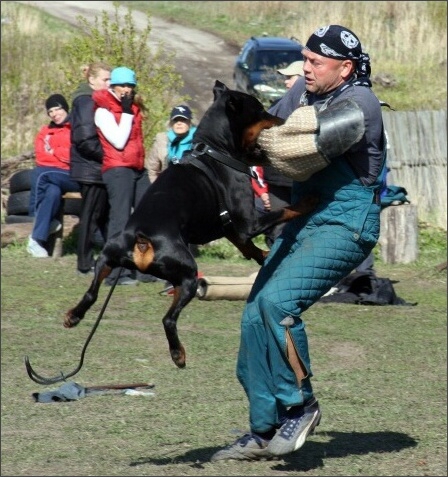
[226, 93, 244, 113]
[213, 80, 228, 100]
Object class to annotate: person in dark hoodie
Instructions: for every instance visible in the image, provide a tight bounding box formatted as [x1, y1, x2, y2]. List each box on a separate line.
[70, 61, 112, 275]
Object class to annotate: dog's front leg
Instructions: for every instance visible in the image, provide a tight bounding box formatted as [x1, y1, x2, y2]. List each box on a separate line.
[225, 232, 267, 265]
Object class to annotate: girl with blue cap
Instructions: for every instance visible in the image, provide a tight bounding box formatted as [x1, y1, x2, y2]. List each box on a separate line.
[92, 66, 155, 285]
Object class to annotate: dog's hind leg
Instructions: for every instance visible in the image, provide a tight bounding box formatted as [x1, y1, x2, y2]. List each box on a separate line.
[160, 255, 199, 368]
[63, 249, 117, 329]
[163, 276, 198, 368]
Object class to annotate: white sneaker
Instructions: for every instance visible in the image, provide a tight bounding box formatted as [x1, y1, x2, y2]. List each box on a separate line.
[27, 236, 49, 258]
[49, 219, 62, 235]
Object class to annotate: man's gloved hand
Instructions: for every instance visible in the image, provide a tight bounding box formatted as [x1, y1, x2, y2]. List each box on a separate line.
[257, 105, 326, 181]
[121, 93, 134, 114]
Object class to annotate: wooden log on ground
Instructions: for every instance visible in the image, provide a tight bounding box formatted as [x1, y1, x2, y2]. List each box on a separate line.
[378, 204, 419, 264]
[196, 272, 259, 300]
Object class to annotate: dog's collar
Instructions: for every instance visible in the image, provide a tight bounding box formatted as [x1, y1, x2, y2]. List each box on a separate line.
[191, 143, 255, 177]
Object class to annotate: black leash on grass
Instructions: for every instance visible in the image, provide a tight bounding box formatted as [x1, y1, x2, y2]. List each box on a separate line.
[24, 268, 123, 385]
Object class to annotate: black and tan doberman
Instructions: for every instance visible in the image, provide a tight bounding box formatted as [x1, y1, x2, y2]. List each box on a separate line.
[64, 80, 317, 368]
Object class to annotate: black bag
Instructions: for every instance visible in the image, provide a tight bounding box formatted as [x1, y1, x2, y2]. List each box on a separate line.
[319, 271, 417, 306]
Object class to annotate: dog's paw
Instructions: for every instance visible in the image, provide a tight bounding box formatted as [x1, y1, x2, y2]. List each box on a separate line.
[170, 346, 186, 369]
[63, 311, 81, 328]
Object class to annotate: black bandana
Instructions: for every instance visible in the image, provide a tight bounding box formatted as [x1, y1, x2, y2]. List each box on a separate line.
[305, 25, 371, 80]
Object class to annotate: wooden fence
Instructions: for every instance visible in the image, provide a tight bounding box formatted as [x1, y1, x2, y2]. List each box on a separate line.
[382, 109, 447, 231]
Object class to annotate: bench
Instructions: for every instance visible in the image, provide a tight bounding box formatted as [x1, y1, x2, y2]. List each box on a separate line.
[49, 192, 82, 258]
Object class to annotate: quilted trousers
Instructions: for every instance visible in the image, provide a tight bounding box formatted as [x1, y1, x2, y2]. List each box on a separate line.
[236, 223, 375, 434]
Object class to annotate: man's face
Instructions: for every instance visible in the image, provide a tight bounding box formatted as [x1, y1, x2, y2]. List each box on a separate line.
[302, 50, 353, 95]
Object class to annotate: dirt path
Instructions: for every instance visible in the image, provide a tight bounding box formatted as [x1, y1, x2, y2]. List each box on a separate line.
[19, 0, 239, 118]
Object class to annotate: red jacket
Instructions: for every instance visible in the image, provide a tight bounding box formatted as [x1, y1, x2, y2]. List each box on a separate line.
[34, 121, 71, 170]
[92, 89, 145, 173]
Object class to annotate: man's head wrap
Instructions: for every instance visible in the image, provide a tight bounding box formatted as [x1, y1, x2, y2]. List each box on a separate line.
[305, 25, 371, 79]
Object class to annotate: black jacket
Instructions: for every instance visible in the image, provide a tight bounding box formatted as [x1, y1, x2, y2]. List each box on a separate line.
[70, 83, 104, 184]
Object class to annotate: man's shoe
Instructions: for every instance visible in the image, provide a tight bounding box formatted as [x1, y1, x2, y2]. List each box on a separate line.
[49, 219, 62, 235]
[267, 398, 321, 456]
[211, 433, 275, 462]
[27, 236, 48, 258]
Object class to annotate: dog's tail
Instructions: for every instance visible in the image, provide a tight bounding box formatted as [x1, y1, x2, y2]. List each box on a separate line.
[133, 232, 155, 271]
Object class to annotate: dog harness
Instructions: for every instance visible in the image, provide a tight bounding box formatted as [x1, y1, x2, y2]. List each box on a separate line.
[182, 143, 257, 231]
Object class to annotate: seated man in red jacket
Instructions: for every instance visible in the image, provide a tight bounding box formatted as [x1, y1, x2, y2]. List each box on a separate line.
[27, 94, 80, 258]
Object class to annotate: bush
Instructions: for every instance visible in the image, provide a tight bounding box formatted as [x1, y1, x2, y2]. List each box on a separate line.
[0, 2, 186, 158]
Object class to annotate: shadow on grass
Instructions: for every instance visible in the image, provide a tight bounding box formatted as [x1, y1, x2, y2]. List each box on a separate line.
[129, 430, 418, 470]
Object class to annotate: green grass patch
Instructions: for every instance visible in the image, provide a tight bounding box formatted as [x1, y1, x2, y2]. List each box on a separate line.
[1, 233, 446, 475]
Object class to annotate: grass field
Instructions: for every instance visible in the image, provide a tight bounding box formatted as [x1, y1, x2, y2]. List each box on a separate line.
[1, 242, 446, 476]
[2, 3, 446, 474]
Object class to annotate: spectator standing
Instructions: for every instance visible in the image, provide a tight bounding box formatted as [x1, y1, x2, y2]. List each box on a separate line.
[146, 105, 197, 183]
[212, 24, 387, 461]
[277, 60, 304, 90]
[27, 94, 80, 258]
[146, 104, 199, 259]
[70, 61, 112, 276]
[93, 66, 151, 286]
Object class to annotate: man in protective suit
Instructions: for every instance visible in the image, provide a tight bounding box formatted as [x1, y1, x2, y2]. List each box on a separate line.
[212, 24, 387, 461]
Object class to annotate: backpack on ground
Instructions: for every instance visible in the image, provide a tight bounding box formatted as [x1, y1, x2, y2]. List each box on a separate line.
[319, 271, 417, 306]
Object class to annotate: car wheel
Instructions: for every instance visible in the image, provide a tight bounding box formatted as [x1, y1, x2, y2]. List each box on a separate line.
[9, 169, 33, 194]
[7, 190, 31, 215]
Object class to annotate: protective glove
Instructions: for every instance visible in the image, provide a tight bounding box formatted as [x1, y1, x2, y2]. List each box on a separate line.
[257, 98, 365, 181]
[121, 93, 134, 114]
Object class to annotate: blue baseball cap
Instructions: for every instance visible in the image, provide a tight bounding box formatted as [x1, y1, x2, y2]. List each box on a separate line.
[110, 66, 137, 86]
[170, 105, 192, 121]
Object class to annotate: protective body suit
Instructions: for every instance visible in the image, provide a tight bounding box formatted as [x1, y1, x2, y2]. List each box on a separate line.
[237, 78, 386, 433]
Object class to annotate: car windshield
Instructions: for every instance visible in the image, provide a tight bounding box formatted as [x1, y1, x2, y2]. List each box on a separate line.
[256, 50, 301, 70]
